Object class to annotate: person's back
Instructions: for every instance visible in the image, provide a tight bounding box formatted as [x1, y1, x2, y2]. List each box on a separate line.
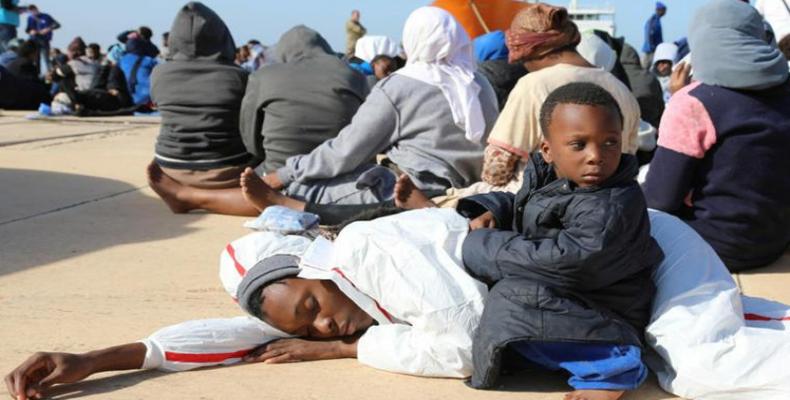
[67, 56, 99, 91]
[373, 73, 497, 190]
[119, 39, 158, 105]
[644, 0, 790, 271]
[151, 1, 251, 173]
[239, 25, 368, 172]
[489, 63, 640, 158]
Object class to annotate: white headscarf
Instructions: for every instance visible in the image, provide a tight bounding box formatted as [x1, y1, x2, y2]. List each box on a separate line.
[396, 6, 485, 143]
[354, 35, 400, 63]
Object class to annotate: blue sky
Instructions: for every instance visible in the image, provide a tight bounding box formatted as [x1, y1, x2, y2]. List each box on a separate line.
[27, 0, 716, 54]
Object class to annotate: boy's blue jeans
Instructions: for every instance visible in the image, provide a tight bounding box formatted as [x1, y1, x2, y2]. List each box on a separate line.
[510, 341, 647, 390]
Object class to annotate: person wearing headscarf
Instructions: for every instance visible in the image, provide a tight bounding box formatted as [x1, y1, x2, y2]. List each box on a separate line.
[644, 0, 790, 272]
[146, 7, 498, 218]
[642, 2, 667, 68]
[145, 2, 253, 199]
[474, 3, 639, 193]
[350, 35, 400, 85]
[472, 30, 528, 110]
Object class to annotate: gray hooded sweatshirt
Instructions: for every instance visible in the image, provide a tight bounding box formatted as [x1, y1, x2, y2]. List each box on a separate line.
[151, 2, 251, 170]
[239, 25, 369, 172]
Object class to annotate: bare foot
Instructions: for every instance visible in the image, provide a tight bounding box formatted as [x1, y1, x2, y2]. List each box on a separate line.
[240, 167, 292, 211]
[564, 390, 625, 400]
[147, 161, 193, 213]
[393, 174, 436, 209]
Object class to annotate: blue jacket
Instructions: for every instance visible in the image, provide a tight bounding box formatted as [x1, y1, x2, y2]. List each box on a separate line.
[119, 51, 158, 105]
[25, 13, 57, 43]
[642, 14, 663, 53]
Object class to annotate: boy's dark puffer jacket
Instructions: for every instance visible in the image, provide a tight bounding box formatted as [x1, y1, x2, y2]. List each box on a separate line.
[457, 152, 663, 389]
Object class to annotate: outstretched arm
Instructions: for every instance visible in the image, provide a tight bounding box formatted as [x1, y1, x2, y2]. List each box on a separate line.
[5, 343, 145, 400]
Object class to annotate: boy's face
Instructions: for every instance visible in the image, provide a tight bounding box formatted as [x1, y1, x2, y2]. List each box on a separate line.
[655, 60, 672, 77]
[540, 103, 622, 188]
[260, 278, 374, 339]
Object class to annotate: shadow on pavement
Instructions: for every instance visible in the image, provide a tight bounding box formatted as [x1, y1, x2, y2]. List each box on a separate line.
[0, 168, 206, 277]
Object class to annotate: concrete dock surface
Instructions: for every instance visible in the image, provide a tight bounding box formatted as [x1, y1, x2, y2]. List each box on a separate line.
[2, 110, 788, 399]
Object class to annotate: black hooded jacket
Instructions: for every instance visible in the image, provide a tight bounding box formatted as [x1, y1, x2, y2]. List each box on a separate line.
[239, 25, 369, 172]
[151, 1, 252, 170]
[457, 153, 663, 389]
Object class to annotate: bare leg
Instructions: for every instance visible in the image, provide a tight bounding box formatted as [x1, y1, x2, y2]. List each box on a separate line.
[393, 174, 436, 209]
[147, 162, 260, 216]
[563, 390, 625, 400]
[240, 167, 305, 212]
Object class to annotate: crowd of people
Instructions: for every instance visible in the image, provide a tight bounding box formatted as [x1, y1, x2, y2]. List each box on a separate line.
[4, 0, 790, 400]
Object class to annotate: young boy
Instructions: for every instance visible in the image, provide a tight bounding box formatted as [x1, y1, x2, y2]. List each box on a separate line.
[458, 82, 663, 400]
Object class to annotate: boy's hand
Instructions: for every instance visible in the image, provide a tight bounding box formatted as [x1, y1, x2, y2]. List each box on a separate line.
[5, 352, 94, 400]
[243, 338, 356, 364]
[469, 211, 496, 230]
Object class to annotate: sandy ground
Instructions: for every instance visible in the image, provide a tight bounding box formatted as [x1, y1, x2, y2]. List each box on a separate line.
[1, 110, 788, 400]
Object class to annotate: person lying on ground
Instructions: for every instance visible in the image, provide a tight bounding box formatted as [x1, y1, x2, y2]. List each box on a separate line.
[145, 1, 254, 198]
[147, 7, 498, 219]
[6, 83, 662, 400]
[643, 0, 790, 272]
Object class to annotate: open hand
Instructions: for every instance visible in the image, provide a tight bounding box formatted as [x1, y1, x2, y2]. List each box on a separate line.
[5, 352, 93, 400]
[243, 338, 350, 364]
[469, 211, 496, 230]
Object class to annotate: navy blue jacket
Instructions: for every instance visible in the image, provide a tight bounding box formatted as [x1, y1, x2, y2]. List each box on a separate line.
[458, 153, 663, 388]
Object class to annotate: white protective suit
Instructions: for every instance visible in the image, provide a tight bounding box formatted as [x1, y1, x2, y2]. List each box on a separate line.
[139, 209, 790, 398]
[141, 209, 487, 378]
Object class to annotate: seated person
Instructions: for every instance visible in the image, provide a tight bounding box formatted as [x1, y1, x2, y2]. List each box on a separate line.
[149, 7, 498, 217]
[4, 39, 37, 81]
[146, 2, 254, 202]
[457, 82, 662, 399]
[649, 42, 677, 104]
[65, 37, 99, 91]
[643, 0, 790, 272]
[148, 22, 368, 215]
[118, 36, 158, 107]
[239, 25, 368, 173]
[7, 82, 660, 400]
[0, 64, 50, 109]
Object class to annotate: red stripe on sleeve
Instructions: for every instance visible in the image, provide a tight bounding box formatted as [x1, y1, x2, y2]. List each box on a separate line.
[744, 313, 790, 322]
[226, 244, 247, 276]
[165, 349, 252, 363]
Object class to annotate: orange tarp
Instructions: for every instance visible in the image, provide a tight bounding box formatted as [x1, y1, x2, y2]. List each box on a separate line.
[432, 0, 529, 40]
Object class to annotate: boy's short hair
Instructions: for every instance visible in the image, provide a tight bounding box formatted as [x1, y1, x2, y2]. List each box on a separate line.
[539, 82, 623, 136]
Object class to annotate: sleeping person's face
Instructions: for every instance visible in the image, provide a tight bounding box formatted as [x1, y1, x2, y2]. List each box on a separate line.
[259, 278, 375, 339]
[540, 103, 622, 188]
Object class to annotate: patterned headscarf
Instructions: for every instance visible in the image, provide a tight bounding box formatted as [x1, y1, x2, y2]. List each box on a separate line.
[505, 3, 580, 63]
